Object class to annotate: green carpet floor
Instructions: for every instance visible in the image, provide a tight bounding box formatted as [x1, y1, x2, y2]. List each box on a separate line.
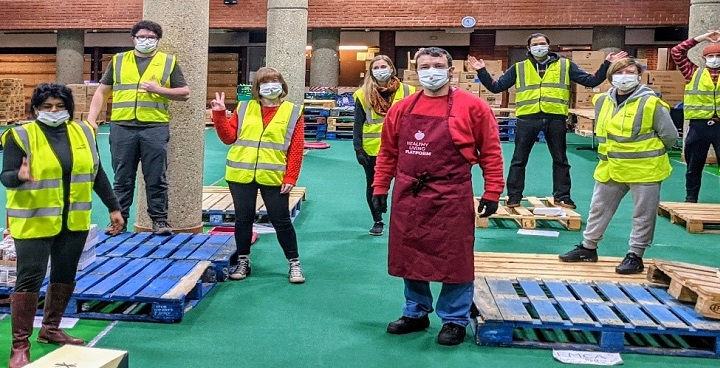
[0, 126, 719, 367]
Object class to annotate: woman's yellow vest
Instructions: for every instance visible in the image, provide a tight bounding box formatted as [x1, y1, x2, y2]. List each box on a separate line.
[353, 83, 415, 156]
[1, 121, 98, 239]
[225, 100, 302, 186]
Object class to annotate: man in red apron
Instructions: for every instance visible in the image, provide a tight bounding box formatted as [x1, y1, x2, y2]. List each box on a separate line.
[372, 47, 505, 345]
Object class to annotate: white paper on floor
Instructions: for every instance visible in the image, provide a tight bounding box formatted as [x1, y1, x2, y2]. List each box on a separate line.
[552, 350, 623, 366]
[517, 229, 560, 237]
[533, 207, 566, 216]
[33, 316, 79, 329]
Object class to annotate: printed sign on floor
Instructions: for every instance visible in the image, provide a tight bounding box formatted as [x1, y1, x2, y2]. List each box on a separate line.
[553, 350, 623, 366]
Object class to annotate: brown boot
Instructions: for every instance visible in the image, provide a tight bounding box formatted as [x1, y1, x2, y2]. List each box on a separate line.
[37, 283, 83, 346]
[9, 292, 39, 368]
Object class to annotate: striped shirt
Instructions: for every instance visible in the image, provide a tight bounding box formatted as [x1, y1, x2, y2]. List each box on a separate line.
[670, 38, 720, 83]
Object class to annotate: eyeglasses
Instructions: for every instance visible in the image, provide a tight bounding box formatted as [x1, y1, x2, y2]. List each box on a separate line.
[135, 36, 158, 42]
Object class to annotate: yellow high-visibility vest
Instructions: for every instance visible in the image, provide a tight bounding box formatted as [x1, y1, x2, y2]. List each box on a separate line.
[353, 83, 415, 156]
[683, 67, 720, 119]
[111, 51, 176, 123]
[1, 121, 98, 239]
[225, 100, 303, 186]
[514, 58, 571, 117]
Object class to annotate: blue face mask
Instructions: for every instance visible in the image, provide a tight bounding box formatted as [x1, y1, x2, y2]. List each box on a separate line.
[37, 110, 70, 127]
[417, 68, 450, 91]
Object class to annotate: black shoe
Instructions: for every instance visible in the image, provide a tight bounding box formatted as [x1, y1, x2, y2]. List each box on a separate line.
[386, 315, 430, 334]
[369, 222, 384, 236]
[152, 220, 173, 236]
[616, 253, 644, 274]
[685, 197, 698, 203]
[559, 244, 598, 262]
[506, 196, 522, 208]
[437, 323, 467, 346]
[555, 196, 577, 209]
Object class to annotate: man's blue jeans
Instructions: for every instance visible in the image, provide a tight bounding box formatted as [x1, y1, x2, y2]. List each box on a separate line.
[402, 279, 474, 326]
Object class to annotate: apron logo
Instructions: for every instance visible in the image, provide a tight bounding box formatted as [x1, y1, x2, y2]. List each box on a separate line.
[414, 130, 425, 140]
[405, 133, 432, 157]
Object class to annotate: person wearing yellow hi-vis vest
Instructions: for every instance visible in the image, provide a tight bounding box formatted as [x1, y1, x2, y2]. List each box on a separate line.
[469, 33, 628, 209]
[86, 20, 190, 236]
[211, 67, 306, 284]
[1, 84, 124, 368]
[353, 55, 416, 236]
[558, 59, 678, 275]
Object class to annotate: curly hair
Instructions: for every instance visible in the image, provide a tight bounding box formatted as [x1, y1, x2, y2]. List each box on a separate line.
[30, 83, 75, 119]
[131, 20, 163, 39]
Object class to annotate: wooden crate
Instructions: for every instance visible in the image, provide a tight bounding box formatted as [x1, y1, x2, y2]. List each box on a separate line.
[475, 196, 582, 231]
[647, 259, 720, 320]
[327, 117, 354, 132]
[303, 99, 336, 109]
[657, 202, 720, 234]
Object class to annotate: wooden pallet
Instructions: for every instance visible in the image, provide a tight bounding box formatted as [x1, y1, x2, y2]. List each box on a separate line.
[472, 276, 720, 358]
[303, 99, 336, 109]
[475, 252, 651, 283]
[648, 260, 720, 320]
[201, 186, 306, 226]
[658, 202, 720, 234]
[475, 196, 582, 231]
[0, 257, 216, 323]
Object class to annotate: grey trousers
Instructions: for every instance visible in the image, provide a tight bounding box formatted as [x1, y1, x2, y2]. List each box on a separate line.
[582, 180, 661, 255]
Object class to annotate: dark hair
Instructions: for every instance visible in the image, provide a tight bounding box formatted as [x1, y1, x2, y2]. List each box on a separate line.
[414, 47, 453, 67]
[131, 20, 163, 39]
[30, 83, 74, 119]
[527, 33, 550, 46]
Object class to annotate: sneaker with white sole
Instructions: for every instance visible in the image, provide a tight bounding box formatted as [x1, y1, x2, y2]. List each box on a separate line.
[230, 256, 251, 280]
[288, 258, 305, 284]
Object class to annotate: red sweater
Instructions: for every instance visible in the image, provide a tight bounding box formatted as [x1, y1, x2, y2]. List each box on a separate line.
[372, 89, 505, 202]
[213, 105, 305, 185]
[671, 38, 720, 83]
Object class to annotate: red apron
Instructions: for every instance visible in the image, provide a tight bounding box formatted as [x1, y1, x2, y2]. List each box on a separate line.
[388, 89, 475, 284]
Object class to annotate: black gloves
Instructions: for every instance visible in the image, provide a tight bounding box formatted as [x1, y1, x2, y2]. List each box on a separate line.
[355, 149, 370, 166]
[477, 198, 498, 218]
[372, 194, 388, 213]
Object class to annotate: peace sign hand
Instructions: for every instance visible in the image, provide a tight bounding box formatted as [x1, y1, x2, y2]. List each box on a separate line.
[210, 92, 226, 112]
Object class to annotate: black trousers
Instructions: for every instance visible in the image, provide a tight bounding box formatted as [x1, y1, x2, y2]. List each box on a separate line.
[109, 123, 169, 222]
[13, 227, 88, 292]
[506, 118, 571, 199]
[360, 155, 383, 223]
[684, 120, 720, 201]
[228, 181, 299, 260]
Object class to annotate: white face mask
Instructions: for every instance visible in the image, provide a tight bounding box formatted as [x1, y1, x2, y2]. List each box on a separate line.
[705, 56, 720, 69]
[259, 82, 283, 99]
[37, 110, 70, 127]
[135, 38, 158, 54]
[530, 45, 549, 58]
[372, 68, 392, 82]
[417, 68, 450, 91]
[612, 74, 641, 91]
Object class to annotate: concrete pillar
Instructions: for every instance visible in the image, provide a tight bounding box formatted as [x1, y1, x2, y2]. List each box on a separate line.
[379, 31, 396, 62]
[309, 28, 340, 87]
[689, 0, 720, 64]
[591, 26, 626, 53]
[267, 0, 308, 104]
[135, 1, 209, 233]
[56, 30, 85, 85]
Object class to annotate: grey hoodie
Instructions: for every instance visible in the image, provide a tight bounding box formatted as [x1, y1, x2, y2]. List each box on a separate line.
[596, 84, 678, 149]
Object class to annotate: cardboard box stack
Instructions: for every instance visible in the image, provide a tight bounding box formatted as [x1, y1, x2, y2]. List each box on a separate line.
[68, 84, 108, 122]
[642, 70, 685, 107]
[571, 51, 610, 109]
[477, 60, 504, 107]
[0, 78, 25, 124]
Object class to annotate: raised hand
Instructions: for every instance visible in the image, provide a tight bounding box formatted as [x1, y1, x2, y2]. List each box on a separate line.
[695, 30, 720, 43]
[210, 92, 226, 111]
[606, 51, 629, 62]
[467, 56, 486, 71]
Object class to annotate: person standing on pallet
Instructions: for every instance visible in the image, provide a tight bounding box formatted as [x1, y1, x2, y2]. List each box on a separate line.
[87, 20, 190, 236]
[558, 58, 678, 274]
[670, 30, 720, 203]
[210, 67, 306, 283]
[468, 33, 628, 209]
[353, 55, 416, 236]
[1, 83, 125, 368]
[372, 47, 505, 345]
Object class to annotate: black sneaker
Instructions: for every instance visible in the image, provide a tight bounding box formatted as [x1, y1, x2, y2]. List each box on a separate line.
[559, 244, 598, 262]
[437, 323, 467, 346]
[386, 315, 430, 334]
[685, 197, 698, 203]
[555, 196, 577, 209]
[506, 196, 522, 208]
[152, 220, 173, 236]
[369, 222, 384, 236]
[616, 253, 644, 274]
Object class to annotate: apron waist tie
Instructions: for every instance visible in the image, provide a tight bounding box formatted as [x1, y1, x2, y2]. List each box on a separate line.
[410, 172, 450, 197]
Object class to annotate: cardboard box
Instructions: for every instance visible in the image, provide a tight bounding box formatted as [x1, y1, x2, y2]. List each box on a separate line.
[645, 70, 686, 85]
[660, 93, 683, 106]
[452, 60, 465, 72]
[575, 81, 612, 94]
[460, 72, 478, 82]
[571, 51, 606, 61]
[403, 70, 418, 82]
[655, 84, 685, 95]
[481, 92, 503, 106]
[26, 345, 128, 368]
[484, 60, 504, 73]
[576, 116, 594, 131]
[456, 82, 480, 93]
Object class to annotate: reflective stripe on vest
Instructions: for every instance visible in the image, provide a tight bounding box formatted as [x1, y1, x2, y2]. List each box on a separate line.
[111, 51, 175, 123]
[515, 58, 571, 117]
[592, 94, 671, 183]
[354, 83, 415, 156]
[683, 67, 720, 119]
[225, 100, 302, 186]
[4, 121, 98, 239]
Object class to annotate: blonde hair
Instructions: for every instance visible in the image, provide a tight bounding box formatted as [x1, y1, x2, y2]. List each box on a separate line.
[252, 67, 289, 100]
[606, 58, 644, 83]
[360, 55, 396, 108]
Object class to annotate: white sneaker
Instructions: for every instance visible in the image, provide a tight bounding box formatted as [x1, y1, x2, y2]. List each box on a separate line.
[230, 256, 251, 280]
[288, 258, 305, 284]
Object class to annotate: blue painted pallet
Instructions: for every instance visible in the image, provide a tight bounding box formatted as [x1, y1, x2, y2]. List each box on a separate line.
[0, 257, 215, 323]
[202, 187, 305, 227]
[472, 277, 720, 358]
[325, 131, 353, 140]
[92, 233, 235, 282]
